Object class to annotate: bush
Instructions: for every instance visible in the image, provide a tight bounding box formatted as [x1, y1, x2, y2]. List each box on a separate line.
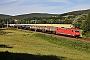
[0, 30, 6, 35]
[84, 31, 90, 38]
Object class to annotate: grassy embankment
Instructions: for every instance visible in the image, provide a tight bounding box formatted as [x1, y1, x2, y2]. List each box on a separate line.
[0, 28, 90, 60]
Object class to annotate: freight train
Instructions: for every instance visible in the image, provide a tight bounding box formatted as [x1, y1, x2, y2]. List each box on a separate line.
[7, 24, 80, 38]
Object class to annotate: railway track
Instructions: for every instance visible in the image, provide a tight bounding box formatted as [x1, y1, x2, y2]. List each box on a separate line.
[21, 29, 90, 42]
[79, 37, 90, 42]
[8, 24, 90, 42]
[54, 34, 90, 42]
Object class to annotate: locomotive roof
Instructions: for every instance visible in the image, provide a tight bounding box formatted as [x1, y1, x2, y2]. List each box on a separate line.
[59, 27, 79, 30]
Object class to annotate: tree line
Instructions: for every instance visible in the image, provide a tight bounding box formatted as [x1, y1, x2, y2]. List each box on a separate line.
[0, 15, 73, 27]
[0, 12, 90, 35]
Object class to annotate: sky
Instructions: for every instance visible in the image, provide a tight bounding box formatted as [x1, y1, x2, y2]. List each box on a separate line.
[0, 0, 90, 16]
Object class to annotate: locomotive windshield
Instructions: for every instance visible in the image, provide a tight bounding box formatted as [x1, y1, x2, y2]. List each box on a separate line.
[75, 30, 79, 32]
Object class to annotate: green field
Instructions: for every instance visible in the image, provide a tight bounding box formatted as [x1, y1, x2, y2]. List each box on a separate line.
[0, 28, 90, 60]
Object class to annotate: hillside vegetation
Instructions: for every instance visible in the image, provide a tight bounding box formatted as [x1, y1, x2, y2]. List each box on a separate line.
[60, 9, 90, 16]
[0, 9, 90, 24]
[0, 14, 11, 18]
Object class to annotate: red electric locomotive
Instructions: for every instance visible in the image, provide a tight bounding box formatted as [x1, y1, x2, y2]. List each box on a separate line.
[56, 27, 80, 37]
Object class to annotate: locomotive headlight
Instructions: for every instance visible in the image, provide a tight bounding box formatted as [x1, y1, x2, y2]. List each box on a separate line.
[76, 33, 79, 35]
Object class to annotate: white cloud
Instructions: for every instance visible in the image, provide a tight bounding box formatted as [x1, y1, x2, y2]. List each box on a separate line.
[0, 4, 63, 15]
[0, 0, 16, 4]
[48, 0, 73, 4]
[64, 4, 90, 13]
[0, 3, 90, 16]
[70, 5, 90, 11]
[7, 0, 45, 6]
[78, 0, 85, 2]
[0, 0, 90, 16]
[48, 0, 67, 2]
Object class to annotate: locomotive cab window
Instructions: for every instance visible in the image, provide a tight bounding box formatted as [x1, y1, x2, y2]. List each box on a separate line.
[75, 30, 79, 32]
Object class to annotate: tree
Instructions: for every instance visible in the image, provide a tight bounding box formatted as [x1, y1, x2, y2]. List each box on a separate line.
[81, 12, 90, 32]
[72, 14, 87, 28]
[0, 23, 4, 28]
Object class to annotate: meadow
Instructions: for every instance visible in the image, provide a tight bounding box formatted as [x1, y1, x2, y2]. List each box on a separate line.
[0, 28, 90, 60]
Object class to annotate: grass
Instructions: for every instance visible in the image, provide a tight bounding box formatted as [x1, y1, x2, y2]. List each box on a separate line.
[0, 30, 6, 35]
[0, 28, 90, 60]
[34, 33, 90, 53]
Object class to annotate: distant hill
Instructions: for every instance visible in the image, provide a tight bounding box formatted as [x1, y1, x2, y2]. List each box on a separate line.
[0, 9, 90, 24]
[60, 9, 90, 16]
[0, 14, 11, 18]
[13, 13, 59, 19]
[0, 9, 90, 19]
